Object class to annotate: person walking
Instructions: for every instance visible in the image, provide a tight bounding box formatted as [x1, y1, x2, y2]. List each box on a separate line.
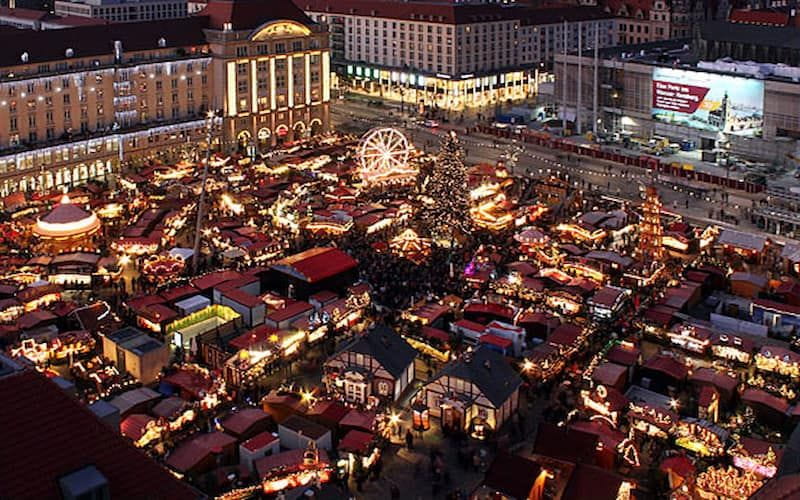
[405, 428, 414, 450]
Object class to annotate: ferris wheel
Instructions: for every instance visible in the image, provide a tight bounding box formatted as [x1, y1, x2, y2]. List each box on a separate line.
[358, 127, 415, 185]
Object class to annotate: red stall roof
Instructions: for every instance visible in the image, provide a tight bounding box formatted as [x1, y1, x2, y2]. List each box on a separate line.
[479, 333, 513, 349]
[338, 430, 374, 454]
[743, 388, 790, 414]
[464, 302, 515, 321]
[241, 431, 278, 453]
[643, 355, 688, 381]
[229, 324, 277, 351]
[421, 326, 450, 343]
[548, 323, 582, 347]
[271, 247, 357, 284]
[222, 408, 270, 436]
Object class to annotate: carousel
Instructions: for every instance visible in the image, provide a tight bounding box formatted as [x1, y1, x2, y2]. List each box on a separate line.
[32, 194, 102, 252]
[390, 228, 432, 264]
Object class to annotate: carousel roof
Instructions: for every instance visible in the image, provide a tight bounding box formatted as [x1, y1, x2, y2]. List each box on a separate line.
[32, 195, 101, 240]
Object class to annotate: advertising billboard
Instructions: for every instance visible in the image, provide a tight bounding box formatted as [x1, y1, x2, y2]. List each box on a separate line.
[651, 68, 764, 136]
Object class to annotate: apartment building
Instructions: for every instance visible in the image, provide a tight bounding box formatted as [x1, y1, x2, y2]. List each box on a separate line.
[299, 0, 616, 111]
[54, 0, 188, 22]
[596, 0, 703, 44]
[0, 0, 330, 195]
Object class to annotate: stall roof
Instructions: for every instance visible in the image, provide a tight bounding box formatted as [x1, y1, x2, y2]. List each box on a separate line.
[108, 387, 161, 416]
[690, 368, 738, 395]
[165, 431, 237, 473]
[421, 326, 450, 343]
[563, 464, 626, 500]
[606, 342, 640, 367]
[120, 414, 154, 441]
[743, 388, 790, 414]
[642, 355, 688, 381]
[479, 333, 513, 349]
[270, 247, 357, 284]
[463, 302, 515, 321]
[160, 285, 200, 303]
[161, 369, 213, 400]
[279, 415, 330, 440]
[222, 408, 270, 436]
[191, 270, 243, 291]
[338, 429, 374, 454]
[718, 229, 767, 252]
[482, 452, 541, 500]
[241, 431, 279, 453]
[173, 294, 211, 313]
[591, 362, 628, 388]
[570, 419, 625, 450]
[339, 409, 376, 432]
[533, 421, 598, 464]
[152, 396, 187, 419]
[138, 303, 179, 324]
[548, 323, 583, 347]
[229, 324, 278, 351]
[266, 300, 313, 323]
[222, 288, 263, 308]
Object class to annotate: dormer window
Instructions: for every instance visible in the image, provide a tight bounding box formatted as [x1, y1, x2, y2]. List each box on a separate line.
[59, 466, 110, 500]
[223, 22, 233, 31]
[158, 37, 166, 48]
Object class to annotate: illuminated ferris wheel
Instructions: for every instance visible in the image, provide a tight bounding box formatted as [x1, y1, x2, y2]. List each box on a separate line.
[357, 127, 416, 186]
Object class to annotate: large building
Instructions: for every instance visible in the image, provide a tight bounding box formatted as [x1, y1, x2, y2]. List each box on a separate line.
[0, 0, 330, 195]
[298, 0, 616, 111]
[554, 39, 800, 161]
[54, 0, 189, 22]
[0, 6, 109, 29]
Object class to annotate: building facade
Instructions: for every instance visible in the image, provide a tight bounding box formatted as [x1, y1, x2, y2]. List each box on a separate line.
[554, 41, 800, 162]
[54, 0, 188, 22]
[299, 0, 616, 111]
[0, 0, 330, 195]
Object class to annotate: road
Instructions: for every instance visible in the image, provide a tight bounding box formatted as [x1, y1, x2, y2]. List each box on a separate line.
[332, 98, 795, 244]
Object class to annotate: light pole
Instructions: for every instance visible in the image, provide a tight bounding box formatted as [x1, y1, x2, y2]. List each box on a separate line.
[192, 110, 221, 275]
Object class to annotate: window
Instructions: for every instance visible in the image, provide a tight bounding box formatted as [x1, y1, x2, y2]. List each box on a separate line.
[292, 41, 303, 52]
[236, 45, 248, 57]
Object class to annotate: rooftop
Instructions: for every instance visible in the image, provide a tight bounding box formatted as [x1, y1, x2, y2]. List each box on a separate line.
[431, 345, 521, 408]
[0, 368, 198, 499]
[335, 324, 417, 378]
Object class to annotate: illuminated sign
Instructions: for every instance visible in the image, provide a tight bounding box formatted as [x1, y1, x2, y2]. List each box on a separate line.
[651, 68, 763, 136]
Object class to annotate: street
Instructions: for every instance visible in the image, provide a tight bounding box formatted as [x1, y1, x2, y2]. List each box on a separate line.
[332, 97, 790, 244]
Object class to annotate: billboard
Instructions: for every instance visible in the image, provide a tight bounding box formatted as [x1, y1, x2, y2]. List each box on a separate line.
[651, 68, 764, 136]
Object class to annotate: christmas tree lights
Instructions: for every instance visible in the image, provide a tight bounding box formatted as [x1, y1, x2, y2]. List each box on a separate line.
[420, 131, 471, 244]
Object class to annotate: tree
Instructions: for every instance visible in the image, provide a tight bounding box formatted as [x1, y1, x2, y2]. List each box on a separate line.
[420, 131, 471, 244]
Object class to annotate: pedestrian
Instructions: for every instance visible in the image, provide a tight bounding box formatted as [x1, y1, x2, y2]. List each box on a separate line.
[405, 428, 414, 450]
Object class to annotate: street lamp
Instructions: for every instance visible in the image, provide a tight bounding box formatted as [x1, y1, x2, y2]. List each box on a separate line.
[191, 109, 222, 275]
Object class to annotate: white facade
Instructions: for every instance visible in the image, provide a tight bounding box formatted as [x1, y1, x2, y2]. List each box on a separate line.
[306, 10, 615, 74]
[54, 0, 188, 22]
[304, 6, 616, 110]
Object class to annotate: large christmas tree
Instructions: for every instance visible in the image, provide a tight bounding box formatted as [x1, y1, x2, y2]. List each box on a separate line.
[420, 131, 471, 244]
